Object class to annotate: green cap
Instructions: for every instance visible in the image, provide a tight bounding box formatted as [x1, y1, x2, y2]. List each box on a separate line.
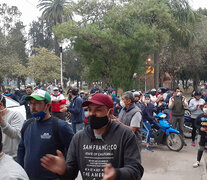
[25, 89, 51, 102]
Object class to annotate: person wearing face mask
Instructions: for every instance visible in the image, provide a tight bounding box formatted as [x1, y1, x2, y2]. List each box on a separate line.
[118, 91, 142, 152]
[150, 88, 157, 106]
[60, 87, 85, 133]
[17, 89, 74, 180]
[168, 88, 188, 146]
[193, 103, 207, 168]
[141, 94, 160, 152]
[51, 87, 66, 120]
[189, 91, 205, 146]
[0, 94, 25, 160]
[133, 91, 143, 110]
[156, 94, 167, 114]
[40, 93, 144, 180]
[109, 90, 121, 117]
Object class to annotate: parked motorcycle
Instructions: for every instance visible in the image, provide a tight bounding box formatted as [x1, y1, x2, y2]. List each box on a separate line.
[142, 112, 184, 152]
[183, 111, 193, 139]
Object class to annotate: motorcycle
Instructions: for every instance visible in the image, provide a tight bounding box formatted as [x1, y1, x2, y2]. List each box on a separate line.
[142, 112, 184, 152]
[183, 110, 193, 139]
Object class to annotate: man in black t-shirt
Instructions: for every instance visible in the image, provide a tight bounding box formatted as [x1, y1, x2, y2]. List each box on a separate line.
[193, 102, 207, 168]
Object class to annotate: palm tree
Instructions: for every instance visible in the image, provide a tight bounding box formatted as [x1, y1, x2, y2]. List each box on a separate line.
[37, 0, 68, 55]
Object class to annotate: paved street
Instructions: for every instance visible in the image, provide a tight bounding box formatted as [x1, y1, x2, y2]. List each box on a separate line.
[142, 138, 206, 180]
[76, 139, 206, 180]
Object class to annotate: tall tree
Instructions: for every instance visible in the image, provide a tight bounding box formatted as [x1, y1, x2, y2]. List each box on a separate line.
[28, 18, 54, 54]
[0, 3, 21, 36]
[37, 0, 69, 56]
[27, 47, 60, 83]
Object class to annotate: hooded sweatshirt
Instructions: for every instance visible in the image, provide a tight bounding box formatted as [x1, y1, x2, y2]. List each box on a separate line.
[189, 98, 205, 119]
[61, 120, 144, 180]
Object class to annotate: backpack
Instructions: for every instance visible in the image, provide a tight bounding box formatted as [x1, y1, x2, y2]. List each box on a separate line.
[21, 117, 64, 153]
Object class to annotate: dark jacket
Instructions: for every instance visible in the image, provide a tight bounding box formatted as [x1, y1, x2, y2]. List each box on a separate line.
[195, 113, 207, 134]
[61, 120, 144, 180]
[19, 94, 32, 119]
[68, 96, 84, 123]
[112, 97, 121, 116]
[17, 117, 74, 180]
[171, 96, 185, 116]
[141, 102, 156, 122]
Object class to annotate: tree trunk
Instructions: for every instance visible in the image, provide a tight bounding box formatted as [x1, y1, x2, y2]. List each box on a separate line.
[193, 74, 199, 91]
[80, 81, 82, 89]
[154, 49, 160, 90]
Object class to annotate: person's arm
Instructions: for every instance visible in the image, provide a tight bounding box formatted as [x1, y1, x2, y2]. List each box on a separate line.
[19, 95, 26, 105]
[114, 133, 144, 180]
[129, 112, 142, 133]
[188, 100, 197, 112]
[0, 112, 24, 139]
[17, 138, 25, 167]
[40, 136, 79, 180]
[182, 96, 188, 108]
[58, 122, 74, 151]
[68, 98, 83, 114]
[168, 97, 174, 109]
[59, 95, 66, 105]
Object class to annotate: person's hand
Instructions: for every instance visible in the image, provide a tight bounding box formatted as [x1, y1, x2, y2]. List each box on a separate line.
[60, 105, 67, 112]
[102, 164, 116, 180]
[115, 103, 119, 108]
[41, 150, 66, 175]
[110, 115, 122, 124]
[182, 97, 185, 102]
[171, 97, 174, 102]
[201, 127, 207, 133]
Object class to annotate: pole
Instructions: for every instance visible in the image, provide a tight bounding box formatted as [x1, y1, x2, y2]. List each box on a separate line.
[60, 46, 63, 86]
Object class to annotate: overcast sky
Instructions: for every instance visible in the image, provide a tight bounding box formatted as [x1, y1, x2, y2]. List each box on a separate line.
[1, 0, 207, 27]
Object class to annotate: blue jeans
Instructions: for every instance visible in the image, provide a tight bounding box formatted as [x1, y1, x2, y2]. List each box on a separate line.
[143, 120, 160, 143]
[72, 122, 84, 133]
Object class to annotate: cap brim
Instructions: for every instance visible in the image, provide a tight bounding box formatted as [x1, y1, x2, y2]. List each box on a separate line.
[82, 99, 105, 107]
[25, 95, 45, 101]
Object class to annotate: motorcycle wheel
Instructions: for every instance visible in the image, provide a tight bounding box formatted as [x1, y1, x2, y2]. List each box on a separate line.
[166, 133, 183, 152]
[183, 121, 192, 139]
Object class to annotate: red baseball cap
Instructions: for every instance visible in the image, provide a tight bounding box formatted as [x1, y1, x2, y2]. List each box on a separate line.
[82, 93, 113, 108]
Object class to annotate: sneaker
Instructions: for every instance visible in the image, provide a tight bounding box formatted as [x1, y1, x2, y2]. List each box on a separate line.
[146, 146, 154, 152]
[193, 161, 200, 168]
[192, 142, 196, 146]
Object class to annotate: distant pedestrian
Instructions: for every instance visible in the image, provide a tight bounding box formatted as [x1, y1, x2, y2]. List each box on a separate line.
[193, 102, 207, 168]
[51, 87, 66, 120]
[169, 88, 188, 145]
[60, 87, 85, 133]
[4, 88, 18, 101]
[189, 91, 205, 146]
[19, 85, 33, 119]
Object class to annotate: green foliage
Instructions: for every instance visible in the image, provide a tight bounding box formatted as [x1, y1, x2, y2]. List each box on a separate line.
[0, 4, 28, 86]
[27, 47, 60, 83]
[53, 0, 204, 90]
[37, 0, 68, 25]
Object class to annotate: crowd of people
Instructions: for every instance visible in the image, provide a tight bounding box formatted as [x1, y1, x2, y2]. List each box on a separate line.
[0, 82, 207, 179]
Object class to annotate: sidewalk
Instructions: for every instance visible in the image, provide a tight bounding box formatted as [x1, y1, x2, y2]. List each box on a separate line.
[201, 156, 207, 180]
